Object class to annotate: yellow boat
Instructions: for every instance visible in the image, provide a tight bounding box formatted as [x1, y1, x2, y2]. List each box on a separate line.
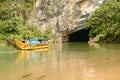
[14, 39, 49, 50]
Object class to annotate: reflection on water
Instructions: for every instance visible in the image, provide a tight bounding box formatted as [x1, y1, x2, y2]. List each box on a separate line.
[0, 43, 120, 80]
[15, 48, 49, 63]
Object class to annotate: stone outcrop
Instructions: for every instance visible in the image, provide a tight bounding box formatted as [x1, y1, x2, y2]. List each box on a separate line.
[28, 0, 105, 42]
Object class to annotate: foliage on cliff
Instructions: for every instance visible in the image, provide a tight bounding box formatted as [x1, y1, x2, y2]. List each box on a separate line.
[0, 0, 44, 41]
[85, 0, 120, 43]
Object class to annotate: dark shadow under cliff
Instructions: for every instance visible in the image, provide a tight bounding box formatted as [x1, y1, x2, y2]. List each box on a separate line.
[68, 29, 89, 42]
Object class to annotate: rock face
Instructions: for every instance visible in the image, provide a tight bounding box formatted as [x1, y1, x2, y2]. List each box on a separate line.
[28, 0, 105, 42]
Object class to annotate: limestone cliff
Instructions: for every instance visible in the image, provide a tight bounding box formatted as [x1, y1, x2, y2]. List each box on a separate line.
[28, 0, 105, 42]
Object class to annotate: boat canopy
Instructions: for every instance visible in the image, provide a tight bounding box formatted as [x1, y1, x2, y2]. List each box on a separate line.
[29, 39, 39, 45]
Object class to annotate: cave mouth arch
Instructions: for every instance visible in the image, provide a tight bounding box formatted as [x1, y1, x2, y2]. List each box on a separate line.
[68, 29, 90, 42]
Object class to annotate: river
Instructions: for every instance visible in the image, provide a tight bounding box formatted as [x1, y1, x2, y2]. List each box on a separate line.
[0, 42, 120, 80]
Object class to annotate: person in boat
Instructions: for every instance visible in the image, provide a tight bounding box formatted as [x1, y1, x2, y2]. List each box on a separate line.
[22, 37, 30, 45]
[38, 38, 48, 44]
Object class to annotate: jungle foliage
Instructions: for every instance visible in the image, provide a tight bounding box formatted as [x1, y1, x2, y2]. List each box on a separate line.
[85, 0, 120, 43]
[0, 0, 51, 42]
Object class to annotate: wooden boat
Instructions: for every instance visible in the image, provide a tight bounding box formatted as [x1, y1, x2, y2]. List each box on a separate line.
[14, 39, 49, 50]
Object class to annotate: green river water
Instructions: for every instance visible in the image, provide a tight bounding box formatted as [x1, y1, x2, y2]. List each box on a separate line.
[0, 42, 120, 80]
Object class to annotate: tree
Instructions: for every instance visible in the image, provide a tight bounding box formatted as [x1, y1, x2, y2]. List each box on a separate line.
[0, 0, 43, 42]
[85, 0, 120, 43]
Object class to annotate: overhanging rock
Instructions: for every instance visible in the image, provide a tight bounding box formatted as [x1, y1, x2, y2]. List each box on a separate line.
[28, 0, 106, 42]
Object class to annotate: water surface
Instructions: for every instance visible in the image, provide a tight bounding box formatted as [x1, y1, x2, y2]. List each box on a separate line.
[0, 43, 120, 80]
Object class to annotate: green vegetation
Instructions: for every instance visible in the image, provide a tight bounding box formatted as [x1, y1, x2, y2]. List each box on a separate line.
[85, 0, 120, 43]
[46, 6, 53, 17]
[0, 0, 52, 43]
[44, 25, 52, 39]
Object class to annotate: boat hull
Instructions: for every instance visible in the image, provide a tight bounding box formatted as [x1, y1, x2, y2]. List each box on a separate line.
[14, 39, 48, 50]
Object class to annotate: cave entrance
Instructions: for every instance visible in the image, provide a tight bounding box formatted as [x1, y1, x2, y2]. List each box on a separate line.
[68, 29, 90, 42]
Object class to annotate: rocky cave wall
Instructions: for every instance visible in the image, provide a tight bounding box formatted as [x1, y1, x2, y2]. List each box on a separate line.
[28, 0, 105, 42]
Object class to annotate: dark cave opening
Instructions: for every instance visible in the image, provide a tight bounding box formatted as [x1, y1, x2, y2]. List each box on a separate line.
[68, 29, 90, 42]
